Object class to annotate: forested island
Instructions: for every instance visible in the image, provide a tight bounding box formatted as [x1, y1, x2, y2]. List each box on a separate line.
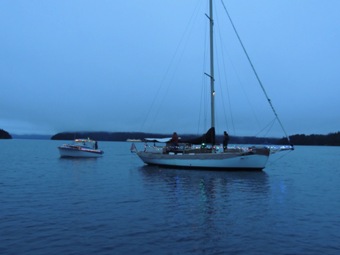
[0, 129, 12, 139]
[51, 131, 340, 146]
[3, 128, 340, 145]
[51, 131, 282, 144]
[289, 132, 340, 146]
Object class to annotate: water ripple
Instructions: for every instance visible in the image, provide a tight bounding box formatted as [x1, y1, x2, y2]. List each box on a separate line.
[1, 142, 340, 254]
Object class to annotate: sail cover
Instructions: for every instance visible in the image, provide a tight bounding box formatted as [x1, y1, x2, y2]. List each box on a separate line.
[181, 127, 215, 145]
[143, 128, 215, 145]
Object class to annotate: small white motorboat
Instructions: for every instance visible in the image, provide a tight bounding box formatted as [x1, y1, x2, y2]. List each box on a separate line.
[58, 138, 104, 158]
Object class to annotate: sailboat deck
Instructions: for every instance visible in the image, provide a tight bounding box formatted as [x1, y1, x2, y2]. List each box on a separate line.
[141, 147, 269, 158]
[137, 146, 270, 170]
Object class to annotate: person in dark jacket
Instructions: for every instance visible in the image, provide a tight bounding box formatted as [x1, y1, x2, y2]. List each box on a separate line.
[223, 131, 229, 151]
[171, 132, 179, 146]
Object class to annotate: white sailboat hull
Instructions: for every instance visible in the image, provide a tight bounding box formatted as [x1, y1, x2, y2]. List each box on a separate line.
[137, 148, 270, 170]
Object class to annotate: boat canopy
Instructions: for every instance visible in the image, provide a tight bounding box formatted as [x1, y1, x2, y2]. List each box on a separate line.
[74, 138, 96, 143]
[143, 137, 172, 143]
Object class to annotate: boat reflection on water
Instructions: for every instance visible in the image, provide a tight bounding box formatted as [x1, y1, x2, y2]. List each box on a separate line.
[139, 165, 268, 188]
[138, 165, 270, 199]
[137, 166, 270, 238]
[58, 156, 100, 174]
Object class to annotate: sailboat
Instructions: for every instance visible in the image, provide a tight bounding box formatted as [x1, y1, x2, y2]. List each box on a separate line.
[133, 0, 293, 170]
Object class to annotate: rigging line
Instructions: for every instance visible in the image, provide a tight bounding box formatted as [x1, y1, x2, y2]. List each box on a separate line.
[198, 16, 209, 135]
[214, 7, 231, 134]
[220, 0, 291, 144]
[215, 4, 260, 136]
[215, 6, 253, 136]
[267, 149, 293, 166]
[151, 0, 205, 130]
[140, 1, 203, 132]
[254, 118, 277, 138]
[201, 18, 209, 134]
[216, 39, 263, 135]
[198, 0, 212, 135]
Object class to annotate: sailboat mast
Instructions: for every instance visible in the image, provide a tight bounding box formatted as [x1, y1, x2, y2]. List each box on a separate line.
[209, 0, 215, 129]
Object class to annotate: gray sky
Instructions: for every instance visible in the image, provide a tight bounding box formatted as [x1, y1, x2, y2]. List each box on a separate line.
[1, 0, 339, 137]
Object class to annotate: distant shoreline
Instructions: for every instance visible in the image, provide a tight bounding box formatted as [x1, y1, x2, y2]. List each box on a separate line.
[48, 131, 340, 146]
[11, 134, 52, 140]
[3, 130, 340, 146]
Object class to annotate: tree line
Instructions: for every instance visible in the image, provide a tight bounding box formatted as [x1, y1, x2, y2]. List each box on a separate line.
[3, 128, 340, 145]
[51, 131, 340, 146]
[288, 132, 340, 146]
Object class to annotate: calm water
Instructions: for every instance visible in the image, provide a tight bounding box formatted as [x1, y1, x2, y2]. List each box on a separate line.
[1, 140, 340, 255]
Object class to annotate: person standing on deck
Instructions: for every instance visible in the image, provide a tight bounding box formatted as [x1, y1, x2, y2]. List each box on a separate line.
[171, 132, 179, 146]
[223, 131, 229, 151]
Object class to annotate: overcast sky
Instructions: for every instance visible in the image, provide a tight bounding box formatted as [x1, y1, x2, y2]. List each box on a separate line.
[1, 0, 339, 137]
